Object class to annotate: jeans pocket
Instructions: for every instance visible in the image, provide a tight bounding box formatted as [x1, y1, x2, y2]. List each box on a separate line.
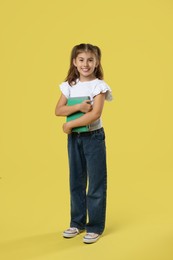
[94, 130, 105, 142]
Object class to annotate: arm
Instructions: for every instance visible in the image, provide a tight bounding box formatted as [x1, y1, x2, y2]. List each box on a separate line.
[55, 94, 92, 116]
[63, 93, 106, 134]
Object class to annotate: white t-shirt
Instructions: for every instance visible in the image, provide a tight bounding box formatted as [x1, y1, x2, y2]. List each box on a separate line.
[59, 78, 112, 131]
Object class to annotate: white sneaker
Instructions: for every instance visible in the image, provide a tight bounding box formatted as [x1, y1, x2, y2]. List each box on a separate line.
[83, 233, 100, 244]
[63, 227, 84, 238]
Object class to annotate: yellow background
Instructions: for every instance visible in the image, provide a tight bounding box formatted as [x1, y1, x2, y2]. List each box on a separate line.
[0, 0, 173, 259]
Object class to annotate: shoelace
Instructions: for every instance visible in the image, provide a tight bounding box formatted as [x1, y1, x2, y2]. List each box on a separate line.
[67, 227, 79, 233]
[85, 233, 99, 238]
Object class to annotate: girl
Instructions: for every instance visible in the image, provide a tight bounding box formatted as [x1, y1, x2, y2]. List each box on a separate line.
[55, 43, 112, 244]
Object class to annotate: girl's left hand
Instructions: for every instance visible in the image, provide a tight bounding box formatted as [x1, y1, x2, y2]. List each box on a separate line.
[63, 122, 72, 134]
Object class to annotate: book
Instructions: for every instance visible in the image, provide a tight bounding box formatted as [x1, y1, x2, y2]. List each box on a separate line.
[66, 96, 90, 132]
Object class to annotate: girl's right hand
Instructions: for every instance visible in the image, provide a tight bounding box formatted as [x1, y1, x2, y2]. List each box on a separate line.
[80, 100, 92, 113]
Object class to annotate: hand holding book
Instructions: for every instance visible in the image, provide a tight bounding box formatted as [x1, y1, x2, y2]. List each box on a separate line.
[79, 100, 92, 113]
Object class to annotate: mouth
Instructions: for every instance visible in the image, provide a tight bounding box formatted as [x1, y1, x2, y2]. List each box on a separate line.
[81, 68, 90, 72]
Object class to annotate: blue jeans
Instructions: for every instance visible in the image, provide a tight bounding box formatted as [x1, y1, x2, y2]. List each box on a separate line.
[67, 128, 107, 235]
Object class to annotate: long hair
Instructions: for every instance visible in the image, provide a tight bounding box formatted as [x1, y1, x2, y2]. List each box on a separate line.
[65, 43, 104, 86]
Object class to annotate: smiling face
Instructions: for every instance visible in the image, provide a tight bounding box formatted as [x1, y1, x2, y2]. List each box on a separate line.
[73, 51, 98, 82]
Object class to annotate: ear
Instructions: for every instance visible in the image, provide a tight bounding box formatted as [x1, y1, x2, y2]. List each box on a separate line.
[73, 58, 77, 67]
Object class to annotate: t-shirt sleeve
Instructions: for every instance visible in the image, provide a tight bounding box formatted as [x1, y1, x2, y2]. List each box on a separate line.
[92, 81, 113, 101]
[59, 82, 70, 98]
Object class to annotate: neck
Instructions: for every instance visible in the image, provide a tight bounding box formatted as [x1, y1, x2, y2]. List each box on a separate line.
[79, 75, 97, 82]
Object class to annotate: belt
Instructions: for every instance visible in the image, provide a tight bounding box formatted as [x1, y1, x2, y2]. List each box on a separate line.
[71, 127, 103, 136]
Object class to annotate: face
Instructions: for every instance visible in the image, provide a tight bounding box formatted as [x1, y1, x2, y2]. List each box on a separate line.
[73, 51, 98, 81]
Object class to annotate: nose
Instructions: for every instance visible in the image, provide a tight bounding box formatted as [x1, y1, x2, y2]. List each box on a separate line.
[83, 60, 88, 67]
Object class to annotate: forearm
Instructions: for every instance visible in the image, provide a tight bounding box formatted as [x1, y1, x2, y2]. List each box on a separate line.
[55, 104, 80, 117]
[68, 110, 100, 128]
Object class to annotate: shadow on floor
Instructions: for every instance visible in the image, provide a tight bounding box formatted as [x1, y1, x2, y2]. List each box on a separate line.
[0, 231, 82, 260]
[0, 222, 130, 260]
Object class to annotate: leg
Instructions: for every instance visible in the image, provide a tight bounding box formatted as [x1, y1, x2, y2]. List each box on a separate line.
[68, 134, 87, 230]
[83, 129, 107, 234]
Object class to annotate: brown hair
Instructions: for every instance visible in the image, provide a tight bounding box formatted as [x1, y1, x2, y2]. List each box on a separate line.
[65, 43, 104, 85]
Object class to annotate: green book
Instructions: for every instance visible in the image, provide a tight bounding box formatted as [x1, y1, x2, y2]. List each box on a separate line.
[66, 96, 90, 132]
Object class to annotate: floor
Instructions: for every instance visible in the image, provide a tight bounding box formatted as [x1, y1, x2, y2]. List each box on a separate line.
[1, 178, 173, 260]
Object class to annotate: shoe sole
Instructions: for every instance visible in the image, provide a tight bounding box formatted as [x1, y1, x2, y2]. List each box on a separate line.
[63, 230, 85, 238]
[83, 235, 100, 244]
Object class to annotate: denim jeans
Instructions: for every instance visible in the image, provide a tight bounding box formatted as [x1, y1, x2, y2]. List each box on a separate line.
[67, 127, 107, 235]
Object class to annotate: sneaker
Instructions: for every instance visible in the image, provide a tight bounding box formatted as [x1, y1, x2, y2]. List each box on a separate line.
[63, 227, 83, 238]
[83, 233, 100, 244]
